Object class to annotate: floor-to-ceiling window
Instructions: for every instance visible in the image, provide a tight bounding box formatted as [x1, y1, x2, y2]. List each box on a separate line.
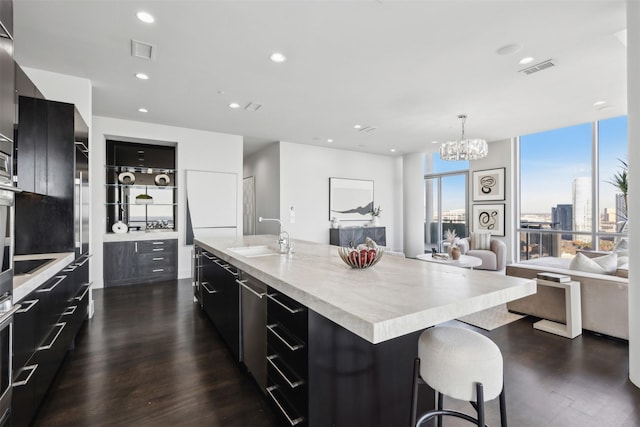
[424, 156, 468, 253]
[518, 115, 628, 260]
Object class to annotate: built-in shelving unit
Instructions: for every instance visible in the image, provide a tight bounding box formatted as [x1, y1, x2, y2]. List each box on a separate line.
[105, 141, 177, 233]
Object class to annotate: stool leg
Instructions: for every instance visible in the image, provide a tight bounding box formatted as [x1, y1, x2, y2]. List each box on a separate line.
[437, 392, 444, 427]
[475, 383, 485, 427]
[499, 383, 507, 427]
[410, 358, 420, 427]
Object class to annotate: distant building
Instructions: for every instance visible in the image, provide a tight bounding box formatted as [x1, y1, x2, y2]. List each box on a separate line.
[573, 177, 591, 242]
[615, 193, 627, 220]
[552, 204, 573, 240]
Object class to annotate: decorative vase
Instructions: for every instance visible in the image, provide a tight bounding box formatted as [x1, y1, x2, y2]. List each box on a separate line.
[331, 217, 340, 229]
[451, 246, 461, 260]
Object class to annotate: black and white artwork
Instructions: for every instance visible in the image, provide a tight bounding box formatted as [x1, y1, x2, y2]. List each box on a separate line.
[472, 204, 505, 236]
[329, 178, 374, 221]
[472, 167, 505, 201]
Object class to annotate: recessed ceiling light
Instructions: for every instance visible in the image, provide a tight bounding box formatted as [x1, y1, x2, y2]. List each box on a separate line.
[354, 125, 362, 129]
[270, 52, 287, 63]
[593, 101, 607, 107]
[138, 108, 148, 113]
[496, 43, 523, 56]
[519, 57, 535, 65]
[135, 73, 149, 80]
[229, 102, 241, 109]
[390, 149, 396, 153]
[136, 11, 155, 24]
[327, 139, 333, 143]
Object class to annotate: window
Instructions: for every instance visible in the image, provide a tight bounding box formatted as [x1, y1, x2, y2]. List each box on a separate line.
[518, 116, 627, 259]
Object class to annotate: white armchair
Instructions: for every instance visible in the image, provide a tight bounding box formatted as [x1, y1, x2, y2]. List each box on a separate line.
[457, 236, 507, 271]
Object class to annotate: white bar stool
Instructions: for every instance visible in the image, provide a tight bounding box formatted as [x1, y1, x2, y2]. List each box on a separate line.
[410, 326, 507, 427]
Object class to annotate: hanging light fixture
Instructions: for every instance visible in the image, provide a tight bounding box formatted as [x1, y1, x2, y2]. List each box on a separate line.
[439, 114, 488, 161]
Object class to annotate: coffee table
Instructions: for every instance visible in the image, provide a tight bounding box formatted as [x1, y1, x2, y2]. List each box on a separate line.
[416, 253, 483, 269]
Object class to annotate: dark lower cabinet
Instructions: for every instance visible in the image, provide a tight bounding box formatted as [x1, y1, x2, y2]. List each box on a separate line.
[200, 251, 241, 362]
[103, 239, 177, 287]
[12, 258, 90, 427]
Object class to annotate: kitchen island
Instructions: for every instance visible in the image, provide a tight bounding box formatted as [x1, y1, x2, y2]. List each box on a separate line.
[194, 235, 535, 426]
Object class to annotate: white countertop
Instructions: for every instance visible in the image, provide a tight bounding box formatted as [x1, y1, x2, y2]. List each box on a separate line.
[103, 231, 178, 242]
[195, 235, 536, 344]
[13, 252, 75, 302]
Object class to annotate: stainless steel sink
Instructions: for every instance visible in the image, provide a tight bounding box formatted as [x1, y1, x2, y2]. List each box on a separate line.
[228, 245, 280, 257]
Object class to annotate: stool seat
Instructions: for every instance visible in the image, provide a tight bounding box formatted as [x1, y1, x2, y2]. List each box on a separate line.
[418, 326, 503, 402]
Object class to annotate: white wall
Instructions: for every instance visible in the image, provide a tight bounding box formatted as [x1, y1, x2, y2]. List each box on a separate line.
[469, 138, 514, 263]
[403, 153, 424, 258]
[278, 142, 403, 250]
[243, 143, 281, 235]
[91, 116, 243, 287]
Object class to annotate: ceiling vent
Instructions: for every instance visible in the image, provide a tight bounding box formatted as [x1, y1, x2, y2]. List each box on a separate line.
[519, 59, 555, 75]
[131, 40, 156, 60]
[244, 102, 262, 112]
[358, 126, 377, 133]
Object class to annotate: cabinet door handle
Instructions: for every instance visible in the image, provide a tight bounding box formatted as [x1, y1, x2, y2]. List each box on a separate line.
[267, 293, 304, 314]
[62, 306, 77, 316]
[74, 284, 91, 302]
[75, 256, 91, 267]
[236, 279, 266, 299]
[38, 323, 66, 350]
[152, 248, 164, 252]
[223, 265, 238, 277]
[135, 242, 138, 252]
[152, 268, 165, 273]
[16, 299, 38, 313]
[36, 275, 66, 293]
[13, 365, 38, 387]
[265, 385, 305, 426]
[0, 305, 21, 327]
[152, 257, 164, 261]
[267, 354, 305, 388]
[213, 259, 226, 267]
[266, 324, 304, 351]
[63, 265, 78, 272]
[202, 252, 215, 260]
[201, 282, 219, 294]
[152, 241, 164, 245]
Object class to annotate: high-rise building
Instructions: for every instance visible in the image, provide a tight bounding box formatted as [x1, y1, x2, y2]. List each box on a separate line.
[552, 204, 573, 240]
[572, 177, 591, 242]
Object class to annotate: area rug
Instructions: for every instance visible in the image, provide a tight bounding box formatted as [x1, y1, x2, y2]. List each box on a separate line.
[456, 304, 525, 331]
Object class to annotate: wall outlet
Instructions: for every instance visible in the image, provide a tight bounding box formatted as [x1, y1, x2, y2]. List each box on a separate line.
[289, 205, 295, 224]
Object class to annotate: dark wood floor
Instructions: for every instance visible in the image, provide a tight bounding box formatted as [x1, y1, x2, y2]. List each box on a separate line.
[32, 279, 640, 427]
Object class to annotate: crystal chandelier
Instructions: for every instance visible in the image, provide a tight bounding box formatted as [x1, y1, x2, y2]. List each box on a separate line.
[439, 114, 488, 161]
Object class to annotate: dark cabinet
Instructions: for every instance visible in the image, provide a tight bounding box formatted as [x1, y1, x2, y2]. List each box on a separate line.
[15, 97, 74, 197]
[200, 250, 241, 362]
[329, 226, 386, 247]
[103, 239, 177, 287]
[0, 35, 13, 149]
[266, 288, 308, 426]
[13, 259, 89, 427]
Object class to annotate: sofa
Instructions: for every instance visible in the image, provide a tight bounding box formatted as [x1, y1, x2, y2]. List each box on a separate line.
[456, 236, 507, 271]
[505, 255, 628, 340]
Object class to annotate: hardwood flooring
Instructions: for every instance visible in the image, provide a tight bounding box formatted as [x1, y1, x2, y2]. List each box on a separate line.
[32, 279, 640, 427]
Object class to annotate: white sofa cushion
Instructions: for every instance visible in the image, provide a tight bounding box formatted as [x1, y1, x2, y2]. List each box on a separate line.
[569, 252, 617, 275]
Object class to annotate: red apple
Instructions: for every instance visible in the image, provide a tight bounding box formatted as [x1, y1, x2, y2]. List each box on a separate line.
[348, 250, 359, 265]
[368, 249, 377, 263]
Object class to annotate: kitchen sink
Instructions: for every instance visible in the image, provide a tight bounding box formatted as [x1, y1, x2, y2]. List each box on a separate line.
[228, 245, 280, 257]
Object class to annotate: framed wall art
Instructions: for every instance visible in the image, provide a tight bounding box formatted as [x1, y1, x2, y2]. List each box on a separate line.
[472, 167, 505, 201]
[472, 204, 505, 236]
[329, 178, 374, 221]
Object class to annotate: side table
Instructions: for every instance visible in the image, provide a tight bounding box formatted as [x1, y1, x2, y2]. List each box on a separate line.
[533, 278, 582, 339]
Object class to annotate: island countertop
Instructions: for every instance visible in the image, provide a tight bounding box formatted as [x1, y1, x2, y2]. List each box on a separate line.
[195, 235, 536, 344]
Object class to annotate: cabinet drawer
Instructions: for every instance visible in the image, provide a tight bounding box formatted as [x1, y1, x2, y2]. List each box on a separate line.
[267, 292, 307, 341]
[137, 239, 177, 254]
[12, 363, 38, 427]
[267, 368, 308, 421]
[267, 325, 308, 378]
[138, 252, 175, 266]
[13, 299, 39, 370]
[265, 384, 307, 427]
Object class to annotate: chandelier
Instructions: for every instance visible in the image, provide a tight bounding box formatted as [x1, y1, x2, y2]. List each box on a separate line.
[439, 114, 488, 161]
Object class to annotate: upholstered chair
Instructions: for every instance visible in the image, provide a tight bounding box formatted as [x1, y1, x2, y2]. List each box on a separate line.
[456, 233, 507, 271]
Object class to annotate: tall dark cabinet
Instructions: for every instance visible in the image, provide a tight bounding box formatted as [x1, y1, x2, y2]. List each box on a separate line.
[0, 0, 13, 156]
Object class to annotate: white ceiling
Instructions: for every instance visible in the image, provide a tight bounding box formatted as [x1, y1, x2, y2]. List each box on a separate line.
[12, 0, 627, 157]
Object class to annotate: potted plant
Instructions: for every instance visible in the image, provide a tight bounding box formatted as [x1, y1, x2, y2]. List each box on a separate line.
[607, 159, 628, 232]
[444, 228, 460, 259]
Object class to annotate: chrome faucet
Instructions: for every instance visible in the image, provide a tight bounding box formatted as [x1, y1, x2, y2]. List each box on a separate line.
[258, 217, 292, 254]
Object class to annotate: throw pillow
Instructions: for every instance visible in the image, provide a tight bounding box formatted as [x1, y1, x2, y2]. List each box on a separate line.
[470, 231, 491, 250]
[614, 238, 628, 251]
[569, 252, 618, 275]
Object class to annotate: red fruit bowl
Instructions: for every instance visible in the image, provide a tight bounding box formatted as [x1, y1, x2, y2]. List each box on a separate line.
[337, 247, 383, 269]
